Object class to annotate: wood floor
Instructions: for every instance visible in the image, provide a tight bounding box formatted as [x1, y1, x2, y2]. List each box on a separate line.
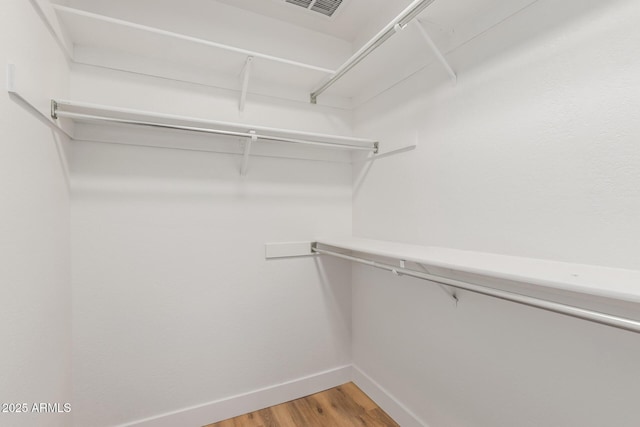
[204, 382, 399, 427]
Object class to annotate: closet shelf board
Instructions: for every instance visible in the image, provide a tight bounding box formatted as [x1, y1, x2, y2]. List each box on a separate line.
[53, 100, 377, 148]
[53, 5, 334, 91]
[316, 237, 640, 304]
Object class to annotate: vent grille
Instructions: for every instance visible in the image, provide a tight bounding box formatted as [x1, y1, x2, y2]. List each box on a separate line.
[286, 0, 313, 7]
[311, 0, 343, 16]
[285, 0, 343, 17]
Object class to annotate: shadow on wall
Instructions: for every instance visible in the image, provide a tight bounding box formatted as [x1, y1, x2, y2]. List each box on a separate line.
[69, 136, 353, 201]
[314, 255, 353, 340]
[361, 0, 632, 115]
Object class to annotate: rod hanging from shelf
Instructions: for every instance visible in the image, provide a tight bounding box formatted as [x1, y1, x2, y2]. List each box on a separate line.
[310, 0, 437, 104]
[50, 101, 378, 153]
[312, 245, 640, 334]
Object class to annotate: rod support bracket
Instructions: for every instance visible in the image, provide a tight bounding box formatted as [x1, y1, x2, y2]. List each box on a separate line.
[50, 99, 58, 120]
[417, 263, 458, 305]
[239, 56, 254, 112]
[240, 130, 256, 176]
[394, 260, 406, 276]
[415, 19, 457, 84]
[394, 23, 407, 32]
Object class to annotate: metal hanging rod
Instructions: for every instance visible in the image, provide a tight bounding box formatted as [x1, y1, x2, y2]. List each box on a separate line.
[51, 103, 378, 153]
[310, 0, 437, 104]
[53, 99, 377, 145]
[311, 245, 640, 334]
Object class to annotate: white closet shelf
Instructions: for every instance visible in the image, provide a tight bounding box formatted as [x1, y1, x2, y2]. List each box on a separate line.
[51, 100, 377, 173]
[315, 237, 640, 305]
[52, 5, 335, 92]
[312, 238, 640, 333]
[50, 3, 451, 106]
[53, 100, 376, 149]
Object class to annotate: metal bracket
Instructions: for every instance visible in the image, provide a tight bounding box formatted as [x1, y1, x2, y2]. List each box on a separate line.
[391, 260, 406, 276]
[415, 20, 457, 84]
[308, 0, 437, 104]
[6, 64, 71, 139]
[418, 263, 458, 306]
[265, 241, 317, 259]
[240, 130, 256, 176]
[239, 56, 253, 112]
[50, 99, 58, 119]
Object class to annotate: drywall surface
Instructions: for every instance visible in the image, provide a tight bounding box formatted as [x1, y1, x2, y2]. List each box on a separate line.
[70, 67, 353, 427]
[354, 0, 640, 270]
[0, 1, 71, 427]
[60, 0, 354, 107]
[64, 0, 352, 69]
[68, 63, 355, 135]
[352, 0, 640, 426]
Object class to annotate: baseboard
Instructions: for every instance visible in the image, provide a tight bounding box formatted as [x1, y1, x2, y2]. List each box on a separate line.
[119, 365, 352, 427]
[117, 365, 425, 427]
[352, 365, 430, 427]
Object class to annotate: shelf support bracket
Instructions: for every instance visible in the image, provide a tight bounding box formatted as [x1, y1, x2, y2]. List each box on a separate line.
[239, 56, 253, 112]
[415, 20, 457, 84]
[417, 263, 458, 306]
[6, 64, 71, 139]
[393, 260, 457, 306]
[240, 130, 256, 176]
[391, 260, 406, 276]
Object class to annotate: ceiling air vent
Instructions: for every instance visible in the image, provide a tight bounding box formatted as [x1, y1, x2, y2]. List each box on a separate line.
[285, 0, 344, 17]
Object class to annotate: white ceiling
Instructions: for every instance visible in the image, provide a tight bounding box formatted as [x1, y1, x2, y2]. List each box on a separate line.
[213, 0, 412, 42]
[211, 0, 530, 47]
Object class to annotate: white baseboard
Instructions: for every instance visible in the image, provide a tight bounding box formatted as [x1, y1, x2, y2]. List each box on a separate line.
[352, 365, 430, 427]
[117, 365, 425, 427]
[119, 365, 352, 427]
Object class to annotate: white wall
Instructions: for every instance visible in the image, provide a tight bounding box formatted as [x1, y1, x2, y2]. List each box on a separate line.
[352, 0, 640, 426]
[0, 1, 71, 427]
[63, 0, 352, 69]
[59, 0, 355, 107]
[69, 65, 353, 427]
[354, 0, 640, 269]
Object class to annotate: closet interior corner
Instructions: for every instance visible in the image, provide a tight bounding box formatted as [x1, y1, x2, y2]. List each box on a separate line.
[3, 1, 640, 426]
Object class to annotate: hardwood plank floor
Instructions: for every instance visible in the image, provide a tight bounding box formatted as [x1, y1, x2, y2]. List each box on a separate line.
[204, 382, 399, 427]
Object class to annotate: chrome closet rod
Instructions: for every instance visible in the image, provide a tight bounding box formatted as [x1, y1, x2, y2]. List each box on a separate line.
[53, 111, 377, 152]
[312, 246, 640, 334]
[310, 0, 437, 103]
